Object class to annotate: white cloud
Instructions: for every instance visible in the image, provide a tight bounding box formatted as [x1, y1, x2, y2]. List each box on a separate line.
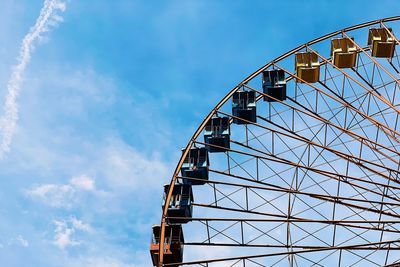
[26, 183, 75, 208]
[25, 174, 97, 208]
[100, 139, 169, 191]
[53, 217, 92, 250]
[16, 235, 29, 247]
[71, 217, 93, 233]
[0, 0, 66, 159]
[53, 219, 79, 249]
[70, 174, 95, 191]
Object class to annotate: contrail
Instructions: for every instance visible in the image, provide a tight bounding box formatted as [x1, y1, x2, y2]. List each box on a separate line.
[0, 0, 66, 159]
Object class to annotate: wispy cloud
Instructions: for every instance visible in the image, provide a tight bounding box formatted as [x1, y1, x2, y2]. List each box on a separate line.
[99, 139, 170, 191]
[0, 0, 66, 159]
[53, 219, 80, 249]
[27, 183, 75, 208]
[16, 235, 29, 247]
[70, 174, 96, 191]
[25, 174, 97, 208]
[53, 217, 92, 249]
[71, 217, 93, 233]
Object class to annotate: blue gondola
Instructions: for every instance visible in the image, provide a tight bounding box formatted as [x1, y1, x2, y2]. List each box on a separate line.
[181, 147, 209, 185]
[232, 91, 257, 124]
[204, 116, 230, 152]
[262, 69, 287, 102]
[163, 183, 193, 223]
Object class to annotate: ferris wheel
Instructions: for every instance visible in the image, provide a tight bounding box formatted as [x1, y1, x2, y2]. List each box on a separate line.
[150, 16, 400, 267]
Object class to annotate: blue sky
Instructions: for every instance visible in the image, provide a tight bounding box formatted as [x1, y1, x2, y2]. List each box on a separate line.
[0, 1, 400, 266]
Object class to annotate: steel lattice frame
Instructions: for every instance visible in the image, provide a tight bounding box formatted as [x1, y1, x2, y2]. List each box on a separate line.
[157, 16, 400, 267]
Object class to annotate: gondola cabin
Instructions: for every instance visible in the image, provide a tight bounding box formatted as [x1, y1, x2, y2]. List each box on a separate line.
[331, 37, 357, 68]
[163, 184, 193, 223]
[181, 147, 209, 185]
[262, 69, 286, 102]
[368, 27, 396, 58]
[295, 51, 320, 83]
[232, 91, 257, 124]
[150, 224, 184, 267]
[204, 116, 230, 152]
